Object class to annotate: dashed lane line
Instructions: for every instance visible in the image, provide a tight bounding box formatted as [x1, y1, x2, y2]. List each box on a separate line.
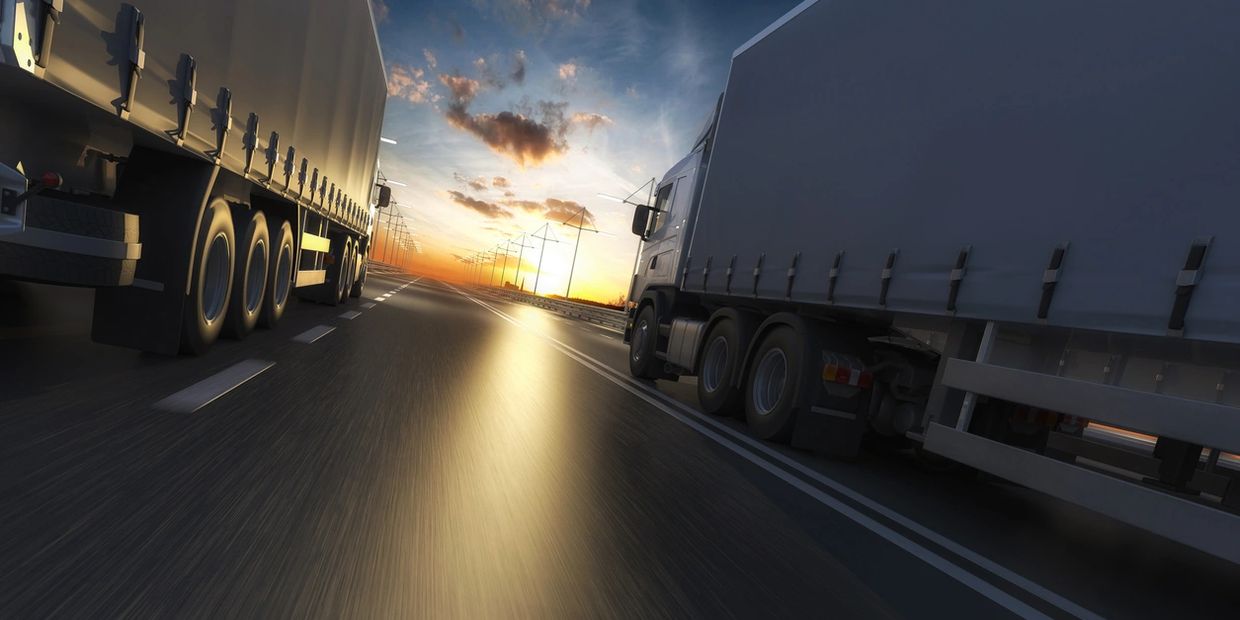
[339, 310, 362, 320]
[154, 359, 275, 413]
[292, 325, 336, 344]
[361, 302, 376, 309]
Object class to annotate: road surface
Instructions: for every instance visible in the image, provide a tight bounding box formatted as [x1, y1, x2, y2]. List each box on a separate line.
[1, 274, 1237, 618]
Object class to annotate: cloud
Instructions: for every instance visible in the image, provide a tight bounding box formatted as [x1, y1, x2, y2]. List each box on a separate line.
[492, 176, 511, 188]
[625, 85, 640, 99]
[370, 0, 390, 23]
[387, 64, 434, 104]
[468, 179, 488, 191]
[503, 190, 515, 197]
[571, 112, 613, 132]
[557, 62, 577, 81]
[439, 73, 481, 106]
[511, 50, 527, 85]
[447, 190, 512, 219]
[474, 0, 591, 31]
[423, 48, 438, 70]
[505, 199, 545, 213]
[445, 95, 570, 166]
[544, 198, 595, 226]
[502, 197, 596, 226]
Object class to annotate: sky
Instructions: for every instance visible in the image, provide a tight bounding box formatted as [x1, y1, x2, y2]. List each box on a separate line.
[370, 0, 801, 303]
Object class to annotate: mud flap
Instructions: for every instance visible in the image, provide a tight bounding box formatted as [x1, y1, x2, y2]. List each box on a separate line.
[91, 148, 218, 354]
[791, 403, 869, 458]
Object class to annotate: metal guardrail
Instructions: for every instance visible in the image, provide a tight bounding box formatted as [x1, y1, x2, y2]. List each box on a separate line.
[366, 260, 411, 277]
[484, 288, 628, 332]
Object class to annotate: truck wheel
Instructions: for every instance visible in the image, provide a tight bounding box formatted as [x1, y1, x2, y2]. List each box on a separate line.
[697, 319, 745, 416]
[335, 237, 354, 304]
[350, 259, 366, 298]
[180, 198, 235, 355]
[259, 217, 294, 328]
[744, 326, 806, 441]
[629, 305, 660, 379]
[223, 209, 270, 339]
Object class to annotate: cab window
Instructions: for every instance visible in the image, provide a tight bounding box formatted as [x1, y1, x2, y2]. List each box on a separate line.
[650, 183, 673, 234]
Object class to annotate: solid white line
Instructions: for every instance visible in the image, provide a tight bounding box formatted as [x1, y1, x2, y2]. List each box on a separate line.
[154, 359, 275, 413]
[292, 325, 335, 343]
[447, 284, 1098, 620]
[361, 302, 377, 309]
[339, 310, 362, 320]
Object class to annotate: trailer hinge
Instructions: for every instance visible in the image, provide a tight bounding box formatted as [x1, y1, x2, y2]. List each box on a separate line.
[318, 174, 327, 207]
[297, 158, 308, 199]
[35, 0, 65, 72]
[702, 256, 712, 291]
[725, 255, 736, 293]
[242, 113, 259, 174]
[264, 132, 280, 186]
[211, 88, 232, 164]
[1037, 242, 1069, 323]
[752, 253, 765, 297]
[328, 183, 336, 215]
[119, 6, 145, 121]
[681, 256, 692, 288]
[282, 147, 295, 190]
[173, 54, 197, 147]
[827, 251, 844, 304]
[878, 249, 898, 307]
[1167, 237, 1211, 336]
[309, 168, 319, 204]
[946, 245, 971, 314]
[785, 252, 800, 300]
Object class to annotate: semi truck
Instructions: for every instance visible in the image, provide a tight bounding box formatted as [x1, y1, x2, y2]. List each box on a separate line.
[0, 0, 389, 354]
[625, 0, 1240, 565]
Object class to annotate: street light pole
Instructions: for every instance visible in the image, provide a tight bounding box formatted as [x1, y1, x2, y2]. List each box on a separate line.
[511, 233, 536, 292]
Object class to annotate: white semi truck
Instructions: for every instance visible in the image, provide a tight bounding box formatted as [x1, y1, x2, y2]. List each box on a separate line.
[625, 0, 1240, 564]
[0, 0, 390, 354]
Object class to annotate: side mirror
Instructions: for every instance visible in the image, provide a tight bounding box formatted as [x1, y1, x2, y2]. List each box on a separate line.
[376, 184, 392, 208]
[630, 204, 654, 239]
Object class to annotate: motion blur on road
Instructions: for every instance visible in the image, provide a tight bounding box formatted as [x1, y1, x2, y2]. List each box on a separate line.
[1, 274, 1238, 618]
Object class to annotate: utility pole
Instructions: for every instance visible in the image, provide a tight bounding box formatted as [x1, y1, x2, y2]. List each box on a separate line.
[511, 233, 536, 292]
[499, 239, 518, 289]
[490, 244, 504, 287]
[531, 222, 560, 296]
[562, 206, 598, 300]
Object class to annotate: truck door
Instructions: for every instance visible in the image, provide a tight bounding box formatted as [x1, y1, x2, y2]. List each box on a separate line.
[641, 176, 689, 286]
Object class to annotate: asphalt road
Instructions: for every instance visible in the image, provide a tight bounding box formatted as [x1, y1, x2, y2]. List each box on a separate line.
[1, 273, 1238, 618]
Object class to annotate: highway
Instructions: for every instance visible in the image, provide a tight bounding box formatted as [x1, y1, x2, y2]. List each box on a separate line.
[1, 273, 1238, 618]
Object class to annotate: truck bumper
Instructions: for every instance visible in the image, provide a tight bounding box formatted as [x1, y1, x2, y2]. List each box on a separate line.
[1, 163, 140, 287]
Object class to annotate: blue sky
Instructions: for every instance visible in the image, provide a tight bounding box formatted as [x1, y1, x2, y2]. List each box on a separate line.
[371, 0, 800, 300]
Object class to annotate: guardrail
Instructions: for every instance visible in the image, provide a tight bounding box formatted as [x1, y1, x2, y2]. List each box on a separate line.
[482, 288, 628, 332]
[366, 260, 411, 277]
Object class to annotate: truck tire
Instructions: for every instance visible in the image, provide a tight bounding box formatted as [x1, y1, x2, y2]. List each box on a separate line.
[335, 237, 354, 304]
[697, 318, 746, 416]
[350, 260, 366, 298]
[259, 217, 295, 328]
[180, 198, 235, 355]
[629, 305, 660, 379]
[744, 326, 806, 441]
[223, 209, 270, 339]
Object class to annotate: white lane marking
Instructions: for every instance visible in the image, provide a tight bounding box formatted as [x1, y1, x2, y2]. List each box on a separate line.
[361, 302, 377, 309]
[154, 360, 275, 413]
[339, 310, 362, 320]
[292, 325, 336, 343]
[448, 284, 1097, 620]
[374, 297, 387, 302]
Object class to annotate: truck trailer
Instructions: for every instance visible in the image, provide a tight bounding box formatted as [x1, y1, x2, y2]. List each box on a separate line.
[0, 0, 389, 354]
[625, 0, 1240, 565]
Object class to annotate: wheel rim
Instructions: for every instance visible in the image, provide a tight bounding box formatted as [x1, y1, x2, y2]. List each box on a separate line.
[753, 347, 788, 416]
[274, 242, 292, 307]
[245, 238, 267, 314]
[701, 335, 729, 394]
[632, 319, 649, 362]
[337, 246, 350, 297]
[202, 232, 230, 324]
